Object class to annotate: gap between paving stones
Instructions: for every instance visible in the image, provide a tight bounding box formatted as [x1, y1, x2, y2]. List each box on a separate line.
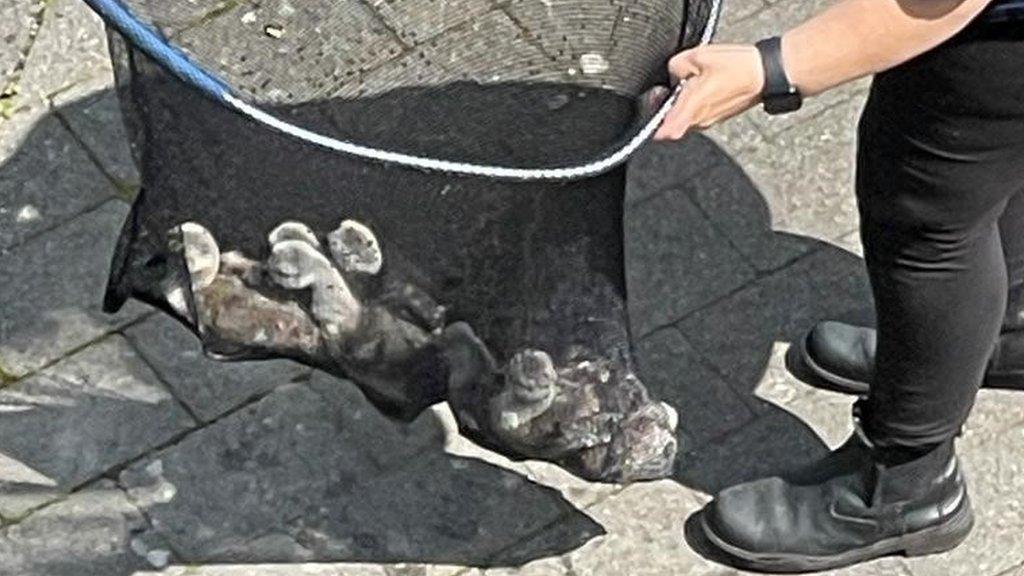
[0, 301, 156, 384]
[0, 0, 52, 119]
[635, 223, 859, 342]
[51, 94, 139, 201]
[0, 194, 113, 256]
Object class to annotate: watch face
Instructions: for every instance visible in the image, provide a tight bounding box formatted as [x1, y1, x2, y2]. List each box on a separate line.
[765, 92, 803, 115]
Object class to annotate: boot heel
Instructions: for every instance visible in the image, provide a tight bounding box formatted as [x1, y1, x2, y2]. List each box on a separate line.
[903, 501, 975, 557]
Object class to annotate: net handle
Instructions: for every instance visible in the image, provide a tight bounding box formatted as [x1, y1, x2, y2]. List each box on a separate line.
[82, 0, 722, 182]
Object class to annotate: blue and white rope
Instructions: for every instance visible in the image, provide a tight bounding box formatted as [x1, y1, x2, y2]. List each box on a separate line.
[82, 0, 722, 181]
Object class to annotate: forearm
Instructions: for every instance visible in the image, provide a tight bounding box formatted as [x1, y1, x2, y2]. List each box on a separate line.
[782, 0, 993, 97]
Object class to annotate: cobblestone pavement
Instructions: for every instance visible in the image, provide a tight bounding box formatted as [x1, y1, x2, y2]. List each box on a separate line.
[2, 0, 1024, 575]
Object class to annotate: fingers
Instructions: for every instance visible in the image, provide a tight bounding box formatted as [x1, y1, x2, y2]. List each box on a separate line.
[653, 82, 702, 141]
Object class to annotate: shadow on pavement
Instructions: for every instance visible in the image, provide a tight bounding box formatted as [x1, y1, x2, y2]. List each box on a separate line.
[625, 134, 874, 493]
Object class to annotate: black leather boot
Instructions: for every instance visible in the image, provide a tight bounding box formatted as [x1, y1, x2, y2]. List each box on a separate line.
[794, 286, 1024, 395]
[701, 419, 974, 573]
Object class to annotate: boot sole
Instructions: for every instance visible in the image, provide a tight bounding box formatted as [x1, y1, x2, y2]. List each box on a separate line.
[700, 494, 975, 574]
[795, 332, 871, 396]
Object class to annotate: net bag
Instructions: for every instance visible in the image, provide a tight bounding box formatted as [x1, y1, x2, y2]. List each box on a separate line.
[95, 0, 722, 482]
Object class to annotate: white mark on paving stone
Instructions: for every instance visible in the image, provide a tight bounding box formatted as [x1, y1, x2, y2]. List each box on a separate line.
[15, 204, 40, 223]
[130, 536, 172, 568]
[241, 11, 257, 24]
[124, 459, 178, 507]
[579, 53, 609, 75]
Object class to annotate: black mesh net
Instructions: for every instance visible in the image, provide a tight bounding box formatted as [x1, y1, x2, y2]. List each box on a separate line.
[100, 0, 720, 482]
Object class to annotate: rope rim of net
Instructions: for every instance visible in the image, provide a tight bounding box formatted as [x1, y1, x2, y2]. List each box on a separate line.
[83, 0, 722, 181]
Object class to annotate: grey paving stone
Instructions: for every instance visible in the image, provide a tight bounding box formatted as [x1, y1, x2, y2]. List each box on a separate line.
[0, 336, 194, 520]
[484, 505, 606, 570]
[558, 480, 725, 576]
[137, 565, 393, 576]
[627, 135, 813, 273]
[715, 0, 831, 45]
[0, 201, 150, 377]
[53, 83, 140, 193]
[17, 0, 113, 102]
[0, 480, 156, 576]
[634, 326, 755, 450]
[332, 44, 460, 99]
[503, 0, 684, 93]
[369, 0, 496, 45]
[675, 410, 830, 494]
[414, 10, 560, 84]
[958, 389, 1024, 451]
[749, 341, 857, 449]
[175, 0, 404, 104]
[677, 244, 871, 389]
[686, 157, 816, 272]
[124, 313, 310, 422]
[0, 111, 117, 251]
[0, 0, 43, 85]
[119, 378, 595, 566]
[625, 176, 757, 338]
[719, 0, 765, 26]
[704, 112, 770, 159]
[625, 136, 726, 207]
[731, 95, 864, 244]
[121, 0, 249, 38]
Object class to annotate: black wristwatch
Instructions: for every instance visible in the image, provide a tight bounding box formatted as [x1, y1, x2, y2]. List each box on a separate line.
[755, 36, 802, 115]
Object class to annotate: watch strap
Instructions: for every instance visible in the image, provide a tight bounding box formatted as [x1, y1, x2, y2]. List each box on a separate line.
[755, 36, 802, 115]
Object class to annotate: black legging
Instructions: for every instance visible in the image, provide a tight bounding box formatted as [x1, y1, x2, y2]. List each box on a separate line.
[858, 20, 1024, 448]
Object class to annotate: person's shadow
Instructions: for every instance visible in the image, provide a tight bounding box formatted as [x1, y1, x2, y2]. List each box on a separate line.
[0, 86, 871, 574]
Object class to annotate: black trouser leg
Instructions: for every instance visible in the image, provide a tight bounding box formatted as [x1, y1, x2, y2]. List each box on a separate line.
[855, 23, 1024, 448]
[999, 189, 1024, 292]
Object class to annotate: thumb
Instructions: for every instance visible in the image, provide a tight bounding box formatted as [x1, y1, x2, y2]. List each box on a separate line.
[667, 49, 701, 85]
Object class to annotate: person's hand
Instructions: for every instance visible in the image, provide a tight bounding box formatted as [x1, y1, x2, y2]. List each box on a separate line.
[651, 44, 765, 141]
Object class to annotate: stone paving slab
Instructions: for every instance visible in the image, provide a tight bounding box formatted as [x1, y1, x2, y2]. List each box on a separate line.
[117, 377, 598, 567]
[502, 0, 683, 93]
[0, 110, 117, 251]
[624, 152, 757, 337]
[0, 480, 157, 576]
[708, 94, 865, 246]
[0, 335, 194, 520]
[0, 201, 153, 377]
[635, 326, 755, 450]
[370, 0, 496, 46]
[677, 242, 872, 388]
[174, 0, 405, 104]
[0, 201, 150, 377]
[52, 81, 140, 194]
[0, 0, 122, 251]
[16, 0, 113, 104]
[124, 313, 311, 422]
[0, 0, 43, 87]
[719, 0, 766, 26]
